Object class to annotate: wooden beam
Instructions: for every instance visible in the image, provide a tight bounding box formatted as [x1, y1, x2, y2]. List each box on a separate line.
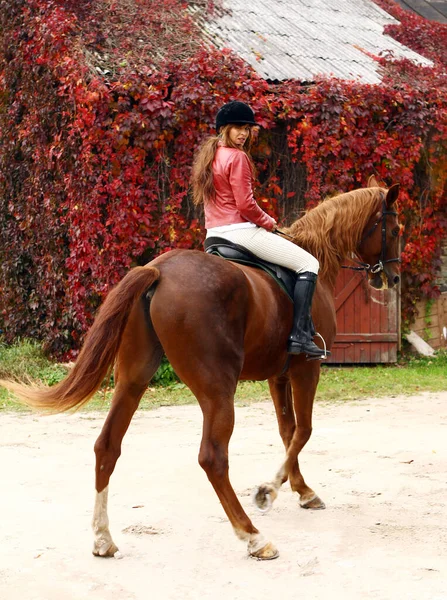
[334, 333, 398, 342]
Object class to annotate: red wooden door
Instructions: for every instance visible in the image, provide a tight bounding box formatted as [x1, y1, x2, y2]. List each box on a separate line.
[326, 268, 399, 363]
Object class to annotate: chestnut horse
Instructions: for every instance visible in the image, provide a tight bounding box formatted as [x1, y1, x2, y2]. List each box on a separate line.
[1, 176, 401, 560]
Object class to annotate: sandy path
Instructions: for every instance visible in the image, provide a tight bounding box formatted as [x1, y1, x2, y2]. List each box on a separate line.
[1, 392, 446, 600]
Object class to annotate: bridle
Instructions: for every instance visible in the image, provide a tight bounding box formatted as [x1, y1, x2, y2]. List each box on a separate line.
[342, 198, 401, 275]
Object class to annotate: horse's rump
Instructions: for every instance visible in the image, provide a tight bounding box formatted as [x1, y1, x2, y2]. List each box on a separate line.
[147, 250, 293, 383]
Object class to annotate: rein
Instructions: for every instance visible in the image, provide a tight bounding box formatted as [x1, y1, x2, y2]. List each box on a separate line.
[275, 228, 294, 240]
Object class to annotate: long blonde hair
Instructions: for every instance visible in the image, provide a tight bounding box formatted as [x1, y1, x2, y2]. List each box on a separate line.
[191, 125, 256, 205]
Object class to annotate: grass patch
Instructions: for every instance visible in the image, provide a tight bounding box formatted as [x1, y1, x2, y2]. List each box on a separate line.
[0, 339, 69, 385]
[316, 353, 447, 401]
[0, 339, 446, 412]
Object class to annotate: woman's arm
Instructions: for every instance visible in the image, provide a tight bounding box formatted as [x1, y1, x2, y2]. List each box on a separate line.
[228, 151, 276, 231]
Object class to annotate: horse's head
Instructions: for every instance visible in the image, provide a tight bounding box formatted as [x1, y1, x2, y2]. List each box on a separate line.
[356, 176, 401, 290]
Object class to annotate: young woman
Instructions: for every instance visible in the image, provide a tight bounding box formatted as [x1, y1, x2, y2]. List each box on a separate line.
[191, 100, 328, 359]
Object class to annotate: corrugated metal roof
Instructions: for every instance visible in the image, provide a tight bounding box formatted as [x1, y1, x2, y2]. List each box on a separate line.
[196, 0, 432, 83]
[396, 0, 447, 23]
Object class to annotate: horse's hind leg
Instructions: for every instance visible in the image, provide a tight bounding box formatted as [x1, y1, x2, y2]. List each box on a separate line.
[92, 381, 145, 558]
[92, 302, 163, 557]
[150, 279, 278, 559]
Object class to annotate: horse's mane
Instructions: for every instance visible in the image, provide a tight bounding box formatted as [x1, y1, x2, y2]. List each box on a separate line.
[286, 188, 384, 284]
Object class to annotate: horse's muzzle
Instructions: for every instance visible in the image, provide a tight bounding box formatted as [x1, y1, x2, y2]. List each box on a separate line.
[370, 270, 400, 290]
[385, 265, 400, 288]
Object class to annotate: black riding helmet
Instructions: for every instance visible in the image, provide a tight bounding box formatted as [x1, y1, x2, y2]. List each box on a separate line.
[215, 101, 257, 132]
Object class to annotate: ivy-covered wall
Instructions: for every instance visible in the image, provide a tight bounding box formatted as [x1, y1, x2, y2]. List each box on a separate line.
[0, 0, 446, 358]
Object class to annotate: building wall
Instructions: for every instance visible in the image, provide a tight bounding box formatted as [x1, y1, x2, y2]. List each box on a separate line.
[438, 239, 447, 293]
[413, 292, 447, 349]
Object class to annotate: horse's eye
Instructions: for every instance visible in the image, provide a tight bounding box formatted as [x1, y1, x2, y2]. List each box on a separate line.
[391, 228, 399, 237]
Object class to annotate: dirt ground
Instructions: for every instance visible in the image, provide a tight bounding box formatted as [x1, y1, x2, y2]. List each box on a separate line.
[1, 391, 446, 600]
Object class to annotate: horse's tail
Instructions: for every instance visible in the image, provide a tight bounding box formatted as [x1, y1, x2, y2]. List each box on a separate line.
[0, 266, 160, 413]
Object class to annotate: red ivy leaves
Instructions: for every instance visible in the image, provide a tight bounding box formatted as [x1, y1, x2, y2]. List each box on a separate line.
[373, 0, 447, 66]
[0, 0, 446, 356]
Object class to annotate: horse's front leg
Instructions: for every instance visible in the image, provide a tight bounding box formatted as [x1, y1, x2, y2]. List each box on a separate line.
[286, 361, 325, 508]
[252, 374, 293, 512]
[253, 364, 325, 511]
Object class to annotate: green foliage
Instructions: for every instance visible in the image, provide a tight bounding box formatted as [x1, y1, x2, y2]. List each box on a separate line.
[151, 357, 180, 386]
[1, 341, 446, 412]
[0, 338, 178, 387]
[0, 0, 446, 359]
[423, 298, 434, 340]
[0, 339, 69, 383]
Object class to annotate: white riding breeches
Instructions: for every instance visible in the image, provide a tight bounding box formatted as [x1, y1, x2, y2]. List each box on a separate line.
[206, 226, 319, 274]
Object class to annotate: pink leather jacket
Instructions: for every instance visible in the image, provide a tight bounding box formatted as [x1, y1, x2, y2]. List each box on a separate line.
[204, 146, 276, 231]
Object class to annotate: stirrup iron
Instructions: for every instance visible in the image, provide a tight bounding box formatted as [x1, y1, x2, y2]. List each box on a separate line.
[306, 332, 330, 361]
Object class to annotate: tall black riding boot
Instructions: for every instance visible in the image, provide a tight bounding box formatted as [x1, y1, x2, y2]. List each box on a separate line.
[287, 272, 330, 359]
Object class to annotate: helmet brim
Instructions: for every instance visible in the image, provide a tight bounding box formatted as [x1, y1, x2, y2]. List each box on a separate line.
[216, 120, 259, 132]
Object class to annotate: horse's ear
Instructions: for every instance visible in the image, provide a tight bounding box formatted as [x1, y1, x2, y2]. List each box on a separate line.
[386, 183, 400, 208]
[367, 175, 380, 187]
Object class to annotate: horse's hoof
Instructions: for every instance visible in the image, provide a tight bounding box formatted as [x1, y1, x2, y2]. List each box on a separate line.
[252, 485, 277, 513]
[92, 540, 120, 558]
[249, 542, 279, 561]
[300, 494, 326, 510]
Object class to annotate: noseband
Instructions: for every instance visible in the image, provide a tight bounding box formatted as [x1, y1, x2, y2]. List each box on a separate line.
[343, 199, 401, 274]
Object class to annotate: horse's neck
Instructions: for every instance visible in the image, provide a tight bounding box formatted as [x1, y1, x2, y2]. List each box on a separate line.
[318, 227, 358, 287]
[328, 218, 365, 256]
[292, 192, 378, 287]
